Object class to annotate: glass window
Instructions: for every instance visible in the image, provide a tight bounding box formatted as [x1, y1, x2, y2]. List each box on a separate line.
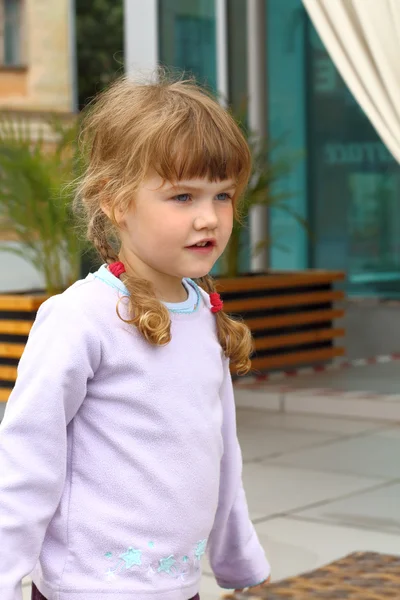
[306, 19, 400, 296]
[158, 0, 217, 91]
[227, 0, 247, 112]
[4, 0, 22, 66]
[266, 0, 400, 295]
[226, 0, 249, 273]
[266, 0, 308, 271]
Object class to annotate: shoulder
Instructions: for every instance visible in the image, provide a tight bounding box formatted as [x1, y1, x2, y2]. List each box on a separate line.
[22, 277, 104, 370]
[35, 274, 115, 334]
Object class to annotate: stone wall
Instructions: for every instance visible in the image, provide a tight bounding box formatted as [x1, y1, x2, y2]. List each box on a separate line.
[0, 0, 73, 112]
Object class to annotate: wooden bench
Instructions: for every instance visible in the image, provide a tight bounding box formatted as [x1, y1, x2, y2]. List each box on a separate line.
[223, 552, 400, 599]
[0, 294, 47, 402]
[0, 270, 346, 400]
[217, 271, 346, 373]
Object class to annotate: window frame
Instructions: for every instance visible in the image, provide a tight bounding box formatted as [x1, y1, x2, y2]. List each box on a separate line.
[1, 0, 25, 68]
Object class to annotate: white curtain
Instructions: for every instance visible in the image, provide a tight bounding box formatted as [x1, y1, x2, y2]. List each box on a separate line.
[302, 0, 400, 163]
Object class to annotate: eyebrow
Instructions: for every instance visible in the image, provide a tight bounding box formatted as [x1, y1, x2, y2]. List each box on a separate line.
[164, 182, 237, 194]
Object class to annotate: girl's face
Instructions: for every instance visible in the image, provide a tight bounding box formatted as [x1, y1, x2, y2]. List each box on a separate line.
[115, 174, 235, 299]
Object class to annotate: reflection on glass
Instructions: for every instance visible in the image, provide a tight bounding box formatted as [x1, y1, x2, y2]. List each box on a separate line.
[158, 0, 217, 91]
[266, 0, 308, 271]
[227, 0, 247, 111]
[348, 174, 400, 283]
[306, 18, 400, 295]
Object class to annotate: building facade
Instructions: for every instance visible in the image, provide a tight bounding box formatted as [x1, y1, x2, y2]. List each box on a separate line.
[0, 0, 75, 113]
[125, 0, 400, 298]
[0, 0, 75, 292]
[1, 0, 399, 298]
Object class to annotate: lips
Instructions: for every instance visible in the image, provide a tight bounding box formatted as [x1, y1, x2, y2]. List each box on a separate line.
[185, 239, 216, 255]
[186, 239, 216, 249]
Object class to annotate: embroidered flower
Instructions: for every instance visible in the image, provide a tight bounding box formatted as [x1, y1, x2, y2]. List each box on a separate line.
[119, 547, 142, 568]
[158, 555, 177, 574]
[105, 568, 117, 581]
[195, 539, 207, 561]
[104, 540, 208, 582]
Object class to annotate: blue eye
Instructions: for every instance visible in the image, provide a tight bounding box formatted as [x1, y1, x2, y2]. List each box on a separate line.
[216, 193, 232, 201]
[174, 194, 191, 202]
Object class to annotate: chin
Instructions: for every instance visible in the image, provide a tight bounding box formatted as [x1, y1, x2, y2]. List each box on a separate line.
[184, 267, 212, 280]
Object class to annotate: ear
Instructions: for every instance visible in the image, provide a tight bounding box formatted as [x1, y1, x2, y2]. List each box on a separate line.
[100, 200, 126, 229]
[100, 200, 113, 221]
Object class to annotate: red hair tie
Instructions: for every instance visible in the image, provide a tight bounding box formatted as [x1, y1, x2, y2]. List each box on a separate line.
[108, 261, 126, 278]
[210, 292, 224, 314]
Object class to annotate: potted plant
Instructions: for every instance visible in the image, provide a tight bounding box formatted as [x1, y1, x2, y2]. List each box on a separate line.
[0, 113, 89, 401]
[215, 122, 345, 374]
[0, 113, 345, 403]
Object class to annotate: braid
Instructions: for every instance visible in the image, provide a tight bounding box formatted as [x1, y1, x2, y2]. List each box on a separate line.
[197, 274, 215, 294]
[85, 210, 172, 346]
[86, 214, 252, 373]
[88, 211, 119, 264]
[197, 274, 253, 375]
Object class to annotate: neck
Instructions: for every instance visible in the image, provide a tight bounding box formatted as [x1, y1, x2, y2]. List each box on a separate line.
[118, 252, 188, 303]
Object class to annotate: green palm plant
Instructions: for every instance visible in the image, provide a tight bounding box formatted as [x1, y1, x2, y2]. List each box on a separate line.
[222, 117, 306, 277]
[0, 114, 87, 294]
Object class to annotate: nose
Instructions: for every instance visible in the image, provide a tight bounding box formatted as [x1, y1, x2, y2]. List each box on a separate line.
[193, 200, 218, 231]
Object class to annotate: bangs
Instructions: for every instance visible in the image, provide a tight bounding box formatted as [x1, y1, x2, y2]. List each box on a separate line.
[146, 101, 251, 194]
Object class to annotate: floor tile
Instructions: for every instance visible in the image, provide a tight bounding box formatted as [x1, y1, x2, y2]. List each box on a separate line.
[373, 426, 400, 440]
[293, 481, 400, 534]
[241, 462, 381, 520]
[254, 516, 400, 582]
[269, 361, 400, 395]
[284, 389, 400, 421]
[234, 388, 281, 411]
[265, 431, 400, 479]
[200, 572, 227, 599]
[238, 427, 337, 462]
[237, 409, 385, 435]
[22, 578, 31, 600]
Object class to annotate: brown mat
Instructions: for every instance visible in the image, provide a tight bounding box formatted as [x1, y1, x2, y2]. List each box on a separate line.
[223, 552, 400, 599]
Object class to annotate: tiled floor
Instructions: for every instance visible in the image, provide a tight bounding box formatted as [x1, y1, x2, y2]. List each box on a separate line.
[284, 360, 400, 395]
[234, 360, 400, 421]
[18, 400, 400, 600]
[199, 406, 400, 599]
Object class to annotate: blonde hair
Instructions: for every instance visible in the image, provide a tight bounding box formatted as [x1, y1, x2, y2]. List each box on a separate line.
[74, 74, 253, 374]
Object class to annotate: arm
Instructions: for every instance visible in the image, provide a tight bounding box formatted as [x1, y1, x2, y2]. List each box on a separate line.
[0, 296, 101, 600]
[207, 358, 271, 590]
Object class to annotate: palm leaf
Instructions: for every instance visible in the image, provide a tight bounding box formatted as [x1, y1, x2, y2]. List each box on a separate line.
[0, 113, 86, 293]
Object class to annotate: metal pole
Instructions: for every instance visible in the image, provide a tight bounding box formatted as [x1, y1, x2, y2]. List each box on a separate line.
[247, 0, 268, 272]
[124, 0, 158, 77]
[216, 0, 229, 105]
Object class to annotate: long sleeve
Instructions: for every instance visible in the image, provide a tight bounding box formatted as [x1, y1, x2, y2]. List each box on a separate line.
[0, 295, 101, 600]
[207, 358, 271, 590]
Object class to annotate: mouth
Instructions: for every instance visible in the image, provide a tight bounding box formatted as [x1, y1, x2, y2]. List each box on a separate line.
[186, 239, 216, 248]
[185, 239, 217, 254]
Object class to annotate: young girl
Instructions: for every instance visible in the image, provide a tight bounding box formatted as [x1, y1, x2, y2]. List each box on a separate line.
[0, 76, 270, 600]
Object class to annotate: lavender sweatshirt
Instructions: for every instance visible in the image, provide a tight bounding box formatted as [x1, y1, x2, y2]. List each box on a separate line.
[0, 268, 270, 600]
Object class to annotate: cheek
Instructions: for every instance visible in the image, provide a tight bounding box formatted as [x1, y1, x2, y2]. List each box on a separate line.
[220, 204, 234, 234]
[139, 209, 188, 250]
[155, 210, 190, 237]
